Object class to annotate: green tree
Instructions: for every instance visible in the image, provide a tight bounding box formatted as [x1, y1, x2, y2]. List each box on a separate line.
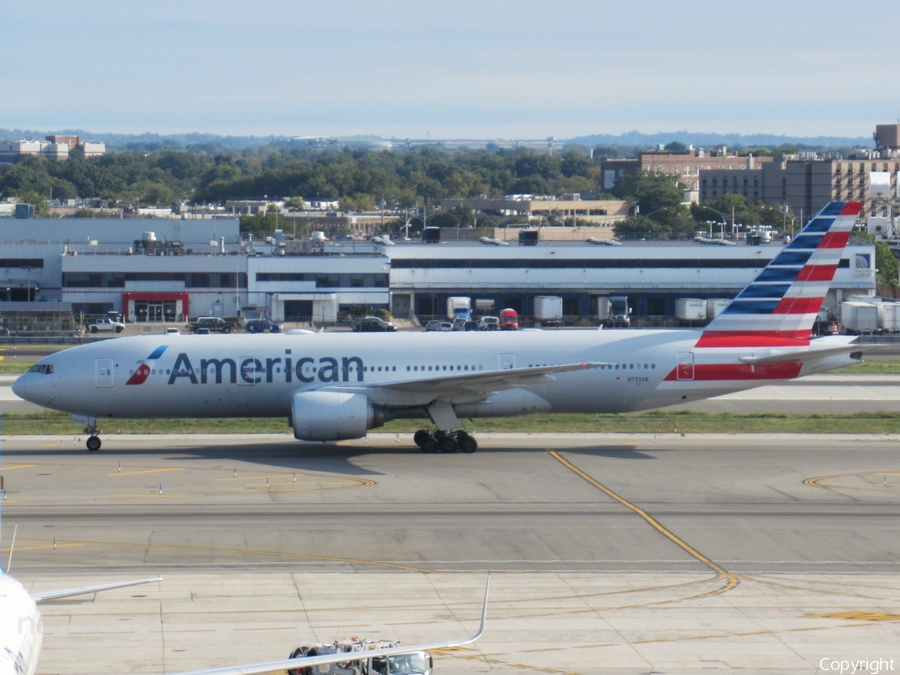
[15, 190, 50, 216]
[239, 213, 278, 237]
[613, 170, 684, 217]
[653, 204, 697, 236]
[664, 141, 689, 153]
[613, 215, 670, 239]
[875, 240, 898, 286]
[691, 194, 749, 228]
[141, 182, 173, 205]
[429, 204, 475, 229]
[339, 193, 377, 211]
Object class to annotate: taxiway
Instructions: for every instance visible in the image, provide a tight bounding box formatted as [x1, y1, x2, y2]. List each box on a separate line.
[1, 432, 898, 674]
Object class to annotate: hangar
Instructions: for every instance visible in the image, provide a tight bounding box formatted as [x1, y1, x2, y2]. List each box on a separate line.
[0, 217, 875, 328]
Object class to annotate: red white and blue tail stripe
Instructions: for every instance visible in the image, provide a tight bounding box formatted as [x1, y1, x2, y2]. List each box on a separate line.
[696, 201, 861, 348]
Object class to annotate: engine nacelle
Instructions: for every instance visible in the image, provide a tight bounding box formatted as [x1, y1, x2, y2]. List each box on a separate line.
[291, 391, 382, 441]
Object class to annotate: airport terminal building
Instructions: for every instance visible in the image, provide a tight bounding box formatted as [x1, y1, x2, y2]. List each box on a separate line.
[0, 217, 876, 328]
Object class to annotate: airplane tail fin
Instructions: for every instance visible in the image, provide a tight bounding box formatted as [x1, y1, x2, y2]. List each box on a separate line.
[698, 201, 862, 348]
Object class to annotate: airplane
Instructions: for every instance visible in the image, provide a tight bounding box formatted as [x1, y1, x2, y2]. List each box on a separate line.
[0, 523, 162, 675]
[12, 201, 864, 454]
[1, 557, 487, 675]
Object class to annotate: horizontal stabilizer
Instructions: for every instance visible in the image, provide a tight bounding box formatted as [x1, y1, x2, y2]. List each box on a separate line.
[737, 337, 860, 366]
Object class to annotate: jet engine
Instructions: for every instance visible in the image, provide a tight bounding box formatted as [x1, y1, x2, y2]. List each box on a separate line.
[291, 391, 383, 441]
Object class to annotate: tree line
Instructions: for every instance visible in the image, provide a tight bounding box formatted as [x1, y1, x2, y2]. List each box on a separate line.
[0, 145, 622, 209]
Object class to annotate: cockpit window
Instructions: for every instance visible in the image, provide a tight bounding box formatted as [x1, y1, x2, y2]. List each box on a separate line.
[28, 364, 54, 374]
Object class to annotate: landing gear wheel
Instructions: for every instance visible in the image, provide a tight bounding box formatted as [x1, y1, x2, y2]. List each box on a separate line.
[457, 431, 478, 453]
[414, 429, 438, 453]
[437, 432, 458, 453]
[421, 434, 438, 453]
[86, 436, 102, 452]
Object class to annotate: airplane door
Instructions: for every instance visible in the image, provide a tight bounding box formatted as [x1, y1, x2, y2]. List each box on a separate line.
[676, 352, 694, 381]
[499, 353, 516, 370]
[95, 359, 114, 387]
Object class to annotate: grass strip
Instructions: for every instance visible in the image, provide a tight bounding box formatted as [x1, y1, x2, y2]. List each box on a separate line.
[5, 410, 900, 436]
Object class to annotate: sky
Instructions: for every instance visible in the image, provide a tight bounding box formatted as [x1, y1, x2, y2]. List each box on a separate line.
[2, 0, 899, 140]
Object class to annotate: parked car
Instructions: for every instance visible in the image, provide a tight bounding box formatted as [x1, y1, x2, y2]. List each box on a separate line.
[164, 327, 180, 335]
[186, 317, 235, 334]
[88, 317, 125, 334]
[425, 320, 443, 332]
[352, 316, 397, 332]
[245, 319, 283, 333]
[478, 316, 500, 331]
[439, 322, 454, 332]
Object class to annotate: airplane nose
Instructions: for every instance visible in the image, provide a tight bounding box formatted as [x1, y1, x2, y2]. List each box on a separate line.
[11, 374, 26, 400]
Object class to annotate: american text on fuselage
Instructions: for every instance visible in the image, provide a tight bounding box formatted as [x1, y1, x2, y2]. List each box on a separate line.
[162, 351, 366, 385]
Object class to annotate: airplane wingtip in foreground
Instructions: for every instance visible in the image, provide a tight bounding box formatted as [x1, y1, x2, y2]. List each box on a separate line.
[0, 568, 163, 675]
[13, 201, 864, 453]
[0, 569, 488, 675]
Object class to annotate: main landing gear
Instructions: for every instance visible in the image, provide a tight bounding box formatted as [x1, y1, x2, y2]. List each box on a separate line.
[413, 429, 478, 454]
[413, 400, 477, 453]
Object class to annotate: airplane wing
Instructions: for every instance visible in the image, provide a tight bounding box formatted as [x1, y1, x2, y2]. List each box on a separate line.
[329, 362, 610, 407]
[738, 337, 861, 366]
[162, 575, 490, 675]
[380, 361, 608, 394]
[332, 362, 608, 409]
[32, 576, 163, 602]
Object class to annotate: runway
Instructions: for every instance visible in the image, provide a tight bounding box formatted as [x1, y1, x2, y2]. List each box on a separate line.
[2, 432, 899, 673]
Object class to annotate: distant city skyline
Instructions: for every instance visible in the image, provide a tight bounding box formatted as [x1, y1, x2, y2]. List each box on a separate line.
[2, 0, 898, 139]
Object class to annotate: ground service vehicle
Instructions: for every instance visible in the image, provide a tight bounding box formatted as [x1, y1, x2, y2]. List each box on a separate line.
[534, 296, 563, 322]
[88, 317, 125, 333]
[287, 640, 433, 675]
[499, 308, 519, 330]
[13, 202, 866, 455]
[675, 298, 707, 322]
[187, 317, 235, 333]
[446, 297, 471, 321]
[599, 296, 631, 327]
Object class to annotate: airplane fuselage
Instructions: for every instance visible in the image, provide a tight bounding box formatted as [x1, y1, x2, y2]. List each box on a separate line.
[13, 329, 856, 424]
[0, 575, 41, 675]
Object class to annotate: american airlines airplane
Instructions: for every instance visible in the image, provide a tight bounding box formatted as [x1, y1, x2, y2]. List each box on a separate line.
[13, 201, 864, 453]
